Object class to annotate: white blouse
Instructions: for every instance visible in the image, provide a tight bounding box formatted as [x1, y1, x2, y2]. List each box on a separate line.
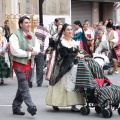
[0, 36, 7, 53]
[84, 28, 94, 39]
[61, 38, 78, 49]
[0, 36, 10, 68]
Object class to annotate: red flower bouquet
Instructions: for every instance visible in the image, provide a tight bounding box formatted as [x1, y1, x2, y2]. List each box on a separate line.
[25, 34, 32, 40]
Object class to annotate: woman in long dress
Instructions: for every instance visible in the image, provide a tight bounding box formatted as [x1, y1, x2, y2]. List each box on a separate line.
[45, 23, 85, 111]
[0, 26, 11, 84]
[83, 23, 94, 55]
[73, 21, 83, 50]
[73, 21, 91, 56]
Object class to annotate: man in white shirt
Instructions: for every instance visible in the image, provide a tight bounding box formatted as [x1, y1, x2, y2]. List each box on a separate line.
[28, 15, 40, 88]
[9, 16, 40, 116]
[106, 22, 119, 73]
[28, 16, 49, 88]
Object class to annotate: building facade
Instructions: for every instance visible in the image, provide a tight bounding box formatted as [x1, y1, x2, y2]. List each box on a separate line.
[0, 0, 120, 26]
[0, 0, 5, 26]
[0, 0, 71, 26]
[71, 0, 120, 25]
[115, 2, 120, 24]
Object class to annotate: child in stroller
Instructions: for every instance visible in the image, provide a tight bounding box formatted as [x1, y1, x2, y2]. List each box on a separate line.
[93, 50, 109, 68]
[93, 49, 113, 75]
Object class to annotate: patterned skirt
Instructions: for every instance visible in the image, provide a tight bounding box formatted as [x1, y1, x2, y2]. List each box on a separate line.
[0, 55, 11, 78]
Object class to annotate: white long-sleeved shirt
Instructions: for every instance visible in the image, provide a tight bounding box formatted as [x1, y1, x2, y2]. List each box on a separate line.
[107, 30, 118, 43]
[9, 34, 40, 58]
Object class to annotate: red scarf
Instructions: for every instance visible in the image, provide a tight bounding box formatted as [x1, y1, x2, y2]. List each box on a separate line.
[12, 60, 31, 80]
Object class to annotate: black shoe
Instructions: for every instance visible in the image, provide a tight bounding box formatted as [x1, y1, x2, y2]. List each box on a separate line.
[53, 106, 59, 111]
[27, 106, 37, 116]
[13, 109, 25, 115]
[1, 79, 4, 85]
[29, 82, 33, 88]
[37, 84, 42, 87]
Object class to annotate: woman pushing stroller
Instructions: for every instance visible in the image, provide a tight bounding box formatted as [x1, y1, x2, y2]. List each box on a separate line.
[45, 22, 120, 118]
[45, 22, 91, 111]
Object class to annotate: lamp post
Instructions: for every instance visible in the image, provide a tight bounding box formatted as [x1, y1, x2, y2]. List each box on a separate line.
[39, 0, 44, 26]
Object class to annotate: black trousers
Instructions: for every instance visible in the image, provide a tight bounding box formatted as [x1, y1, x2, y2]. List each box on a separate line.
[28, 55, 44, 85]
[12, 67, 35, 111]
[112, 48, 117, 59]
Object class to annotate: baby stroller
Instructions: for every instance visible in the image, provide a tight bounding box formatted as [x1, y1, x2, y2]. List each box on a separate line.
[75, 58, 120, 118]
[93, 49, 113, 75]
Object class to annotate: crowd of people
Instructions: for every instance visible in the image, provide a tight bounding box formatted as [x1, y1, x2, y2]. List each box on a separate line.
[45, 18, 120, 112]
[0, 16, 120, 116]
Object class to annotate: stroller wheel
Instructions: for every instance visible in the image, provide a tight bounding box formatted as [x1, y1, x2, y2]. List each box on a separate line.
[1, 79, 4, 85]
[107, 70, 113, 75]
[86, 106, 90, 115]
[102, 109, 110, 118]
[95, 106, 101, 114]
[118, 107, 120, 115]
[103, 65, 109, 70]
[80, 107, 88, 115]
[108, 109, 113, 118]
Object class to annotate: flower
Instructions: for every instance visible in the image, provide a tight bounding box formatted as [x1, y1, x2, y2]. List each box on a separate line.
[25, 34, 32, 40]
[6, 43, 10, 49]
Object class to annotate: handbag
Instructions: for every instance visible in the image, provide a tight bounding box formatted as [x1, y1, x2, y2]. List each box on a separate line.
[45, 50, 56, 81]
